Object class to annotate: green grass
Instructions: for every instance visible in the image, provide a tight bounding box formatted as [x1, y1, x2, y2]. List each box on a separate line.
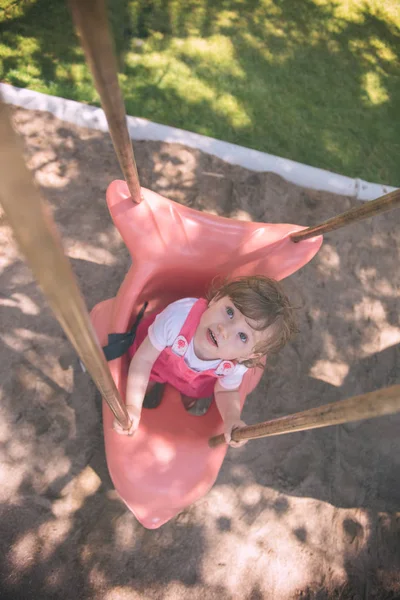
[1, 0, 399, 186]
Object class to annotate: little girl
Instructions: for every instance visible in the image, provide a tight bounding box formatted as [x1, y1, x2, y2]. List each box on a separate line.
[113, 275, 297, 446]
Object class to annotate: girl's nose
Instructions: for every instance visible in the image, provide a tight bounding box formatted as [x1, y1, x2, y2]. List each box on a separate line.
[217, 323, 227, 339]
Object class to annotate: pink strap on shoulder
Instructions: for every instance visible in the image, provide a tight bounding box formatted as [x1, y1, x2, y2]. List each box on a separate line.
[178, 298, 208, 341]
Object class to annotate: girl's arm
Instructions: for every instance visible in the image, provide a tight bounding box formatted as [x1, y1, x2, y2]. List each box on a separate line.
[214, 380, 247, 448]
[113, 335, 161, 436]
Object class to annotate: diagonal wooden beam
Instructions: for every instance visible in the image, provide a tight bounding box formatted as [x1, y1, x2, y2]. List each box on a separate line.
[209, 385, 400, 447]
[290, 189, 400, 242]
[68, 0, 142, 203]
[0, 99, 131, 430]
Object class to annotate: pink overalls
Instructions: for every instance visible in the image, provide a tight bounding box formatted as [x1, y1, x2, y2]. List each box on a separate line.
[128, 298, 236, 398]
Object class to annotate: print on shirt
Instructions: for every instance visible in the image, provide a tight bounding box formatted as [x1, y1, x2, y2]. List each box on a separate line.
[215, 361, 235, 376]
[172, 335, 188, 356]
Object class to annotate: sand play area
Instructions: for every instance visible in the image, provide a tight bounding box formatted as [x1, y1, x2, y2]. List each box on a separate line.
[0, 106, 399, 599]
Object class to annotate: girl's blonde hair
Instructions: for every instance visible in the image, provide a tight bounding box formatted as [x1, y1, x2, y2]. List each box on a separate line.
[208, 275, 297, 368]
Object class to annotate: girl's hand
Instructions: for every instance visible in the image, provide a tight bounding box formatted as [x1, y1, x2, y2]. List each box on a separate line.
[224, 419, 248, 448]
[113, 406, 140, 436]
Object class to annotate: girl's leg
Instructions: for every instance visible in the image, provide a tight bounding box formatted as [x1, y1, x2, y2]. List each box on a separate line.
[181, 394, 213, 414]
[181, 394, 197, 410]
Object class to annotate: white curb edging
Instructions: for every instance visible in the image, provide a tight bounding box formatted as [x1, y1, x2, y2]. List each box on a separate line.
[1, 83, 397, 201]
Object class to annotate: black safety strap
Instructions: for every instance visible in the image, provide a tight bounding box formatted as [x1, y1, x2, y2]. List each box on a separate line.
[102, 302, 148, 361]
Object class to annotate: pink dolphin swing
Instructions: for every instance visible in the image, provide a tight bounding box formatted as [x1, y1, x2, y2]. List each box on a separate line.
[1, 0, 399, 532]
[90, 179, 322, 528]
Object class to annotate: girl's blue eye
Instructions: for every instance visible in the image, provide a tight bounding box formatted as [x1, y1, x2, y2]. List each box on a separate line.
[226, 306, 234, 318]
[239, 332, 248, 343]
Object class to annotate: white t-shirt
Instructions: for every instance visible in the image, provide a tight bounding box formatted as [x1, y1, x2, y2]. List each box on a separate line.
[148, 298, 248, 390]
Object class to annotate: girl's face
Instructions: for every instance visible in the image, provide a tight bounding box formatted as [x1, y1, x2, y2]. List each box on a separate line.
[193, 295, 266, 362]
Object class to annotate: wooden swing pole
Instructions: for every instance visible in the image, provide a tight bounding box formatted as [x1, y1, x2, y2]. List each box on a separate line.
[209, 384, 400, 447]
[68, 0, 142, 204]
[290, 188, 400, 242]
[0, 99, 131, 431]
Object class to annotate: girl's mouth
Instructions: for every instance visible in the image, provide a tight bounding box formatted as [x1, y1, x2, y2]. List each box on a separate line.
[207, 328, 218, 347]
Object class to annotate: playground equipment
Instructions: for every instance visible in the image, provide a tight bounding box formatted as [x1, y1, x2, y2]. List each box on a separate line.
[0, 0, 399, 529]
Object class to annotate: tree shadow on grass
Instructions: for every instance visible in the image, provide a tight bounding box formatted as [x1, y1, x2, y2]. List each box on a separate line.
[1, 0, 399, 185]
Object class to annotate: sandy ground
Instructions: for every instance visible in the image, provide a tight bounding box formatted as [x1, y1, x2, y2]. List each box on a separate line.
[0, 106, 399, 600]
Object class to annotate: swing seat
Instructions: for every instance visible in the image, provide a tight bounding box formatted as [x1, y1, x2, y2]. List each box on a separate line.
[90, 180, 323, 528]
